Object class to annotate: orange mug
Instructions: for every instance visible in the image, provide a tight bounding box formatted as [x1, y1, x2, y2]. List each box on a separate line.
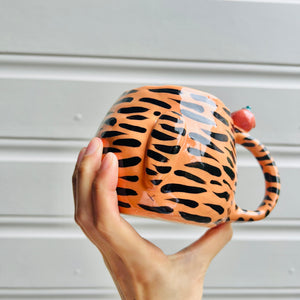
[96, 85, 280, 227]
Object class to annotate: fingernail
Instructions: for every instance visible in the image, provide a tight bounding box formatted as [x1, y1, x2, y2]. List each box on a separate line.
[85, 137, 101, 156]
[101, 152, 113, 170]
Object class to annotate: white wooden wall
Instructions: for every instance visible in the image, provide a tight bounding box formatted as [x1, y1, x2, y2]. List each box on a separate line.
[1, 1, 299, 299]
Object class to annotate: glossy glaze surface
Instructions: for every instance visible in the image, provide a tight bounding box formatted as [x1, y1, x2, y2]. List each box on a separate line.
[96, 85, 280, 227]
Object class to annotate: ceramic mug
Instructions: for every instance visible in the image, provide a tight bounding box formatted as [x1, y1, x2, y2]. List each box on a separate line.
[96, 85, 280, 227]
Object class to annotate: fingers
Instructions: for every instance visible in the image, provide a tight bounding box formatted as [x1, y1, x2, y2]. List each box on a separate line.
[195, 223, 233, 262]
[92, 152, 164, 263]
[175, 223, 233, 269]
[74, 137, 103, 229]
[92, 152, 120, 226]
[91, 151, 140, 240]
[73, 137, 166, 273]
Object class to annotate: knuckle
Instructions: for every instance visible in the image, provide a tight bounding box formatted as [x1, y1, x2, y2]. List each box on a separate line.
[77, 164, 89, 176]
[75, 211, 88, 226]
[82, 221, 95, 234]
[74, 213, 82, 226]
[74, 217, 81, 227]
[92, 177, 104, 192]
[77, 163, 91, 177]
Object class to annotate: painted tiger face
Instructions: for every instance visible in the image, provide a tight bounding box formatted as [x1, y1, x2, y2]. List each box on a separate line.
[96, 85, 280, 227]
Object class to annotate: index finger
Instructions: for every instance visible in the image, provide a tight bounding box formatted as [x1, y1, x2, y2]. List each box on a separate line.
[92, 152, 165, 265]
[72, 147, 87, 202]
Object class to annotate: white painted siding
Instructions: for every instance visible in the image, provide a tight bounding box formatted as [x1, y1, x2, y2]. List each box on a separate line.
[0, 1, 299, 299]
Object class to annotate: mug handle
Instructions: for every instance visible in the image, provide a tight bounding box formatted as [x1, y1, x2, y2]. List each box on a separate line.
[231, 129, 280, 222]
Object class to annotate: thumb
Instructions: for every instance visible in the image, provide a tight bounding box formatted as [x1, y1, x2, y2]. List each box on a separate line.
[177, 223, 233, 265]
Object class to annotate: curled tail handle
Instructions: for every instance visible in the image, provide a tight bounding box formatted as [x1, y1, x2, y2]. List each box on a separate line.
[231, 129, 280, 222]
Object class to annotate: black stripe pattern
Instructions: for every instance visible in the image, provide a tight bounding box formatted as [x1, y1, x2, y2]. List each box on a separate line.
[139, 97, 171, 109]
[119, 123, 147, 133]
[99, 86, 271, 227]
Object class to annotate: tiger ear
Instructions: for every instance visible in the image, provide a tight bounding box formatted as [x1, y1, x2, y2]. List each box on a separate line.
[144, 112, 187, 190]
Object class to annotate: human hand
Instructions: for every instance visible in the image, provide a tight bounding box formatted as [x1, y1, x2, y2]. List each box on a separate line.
[72, 137, 233, 300]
